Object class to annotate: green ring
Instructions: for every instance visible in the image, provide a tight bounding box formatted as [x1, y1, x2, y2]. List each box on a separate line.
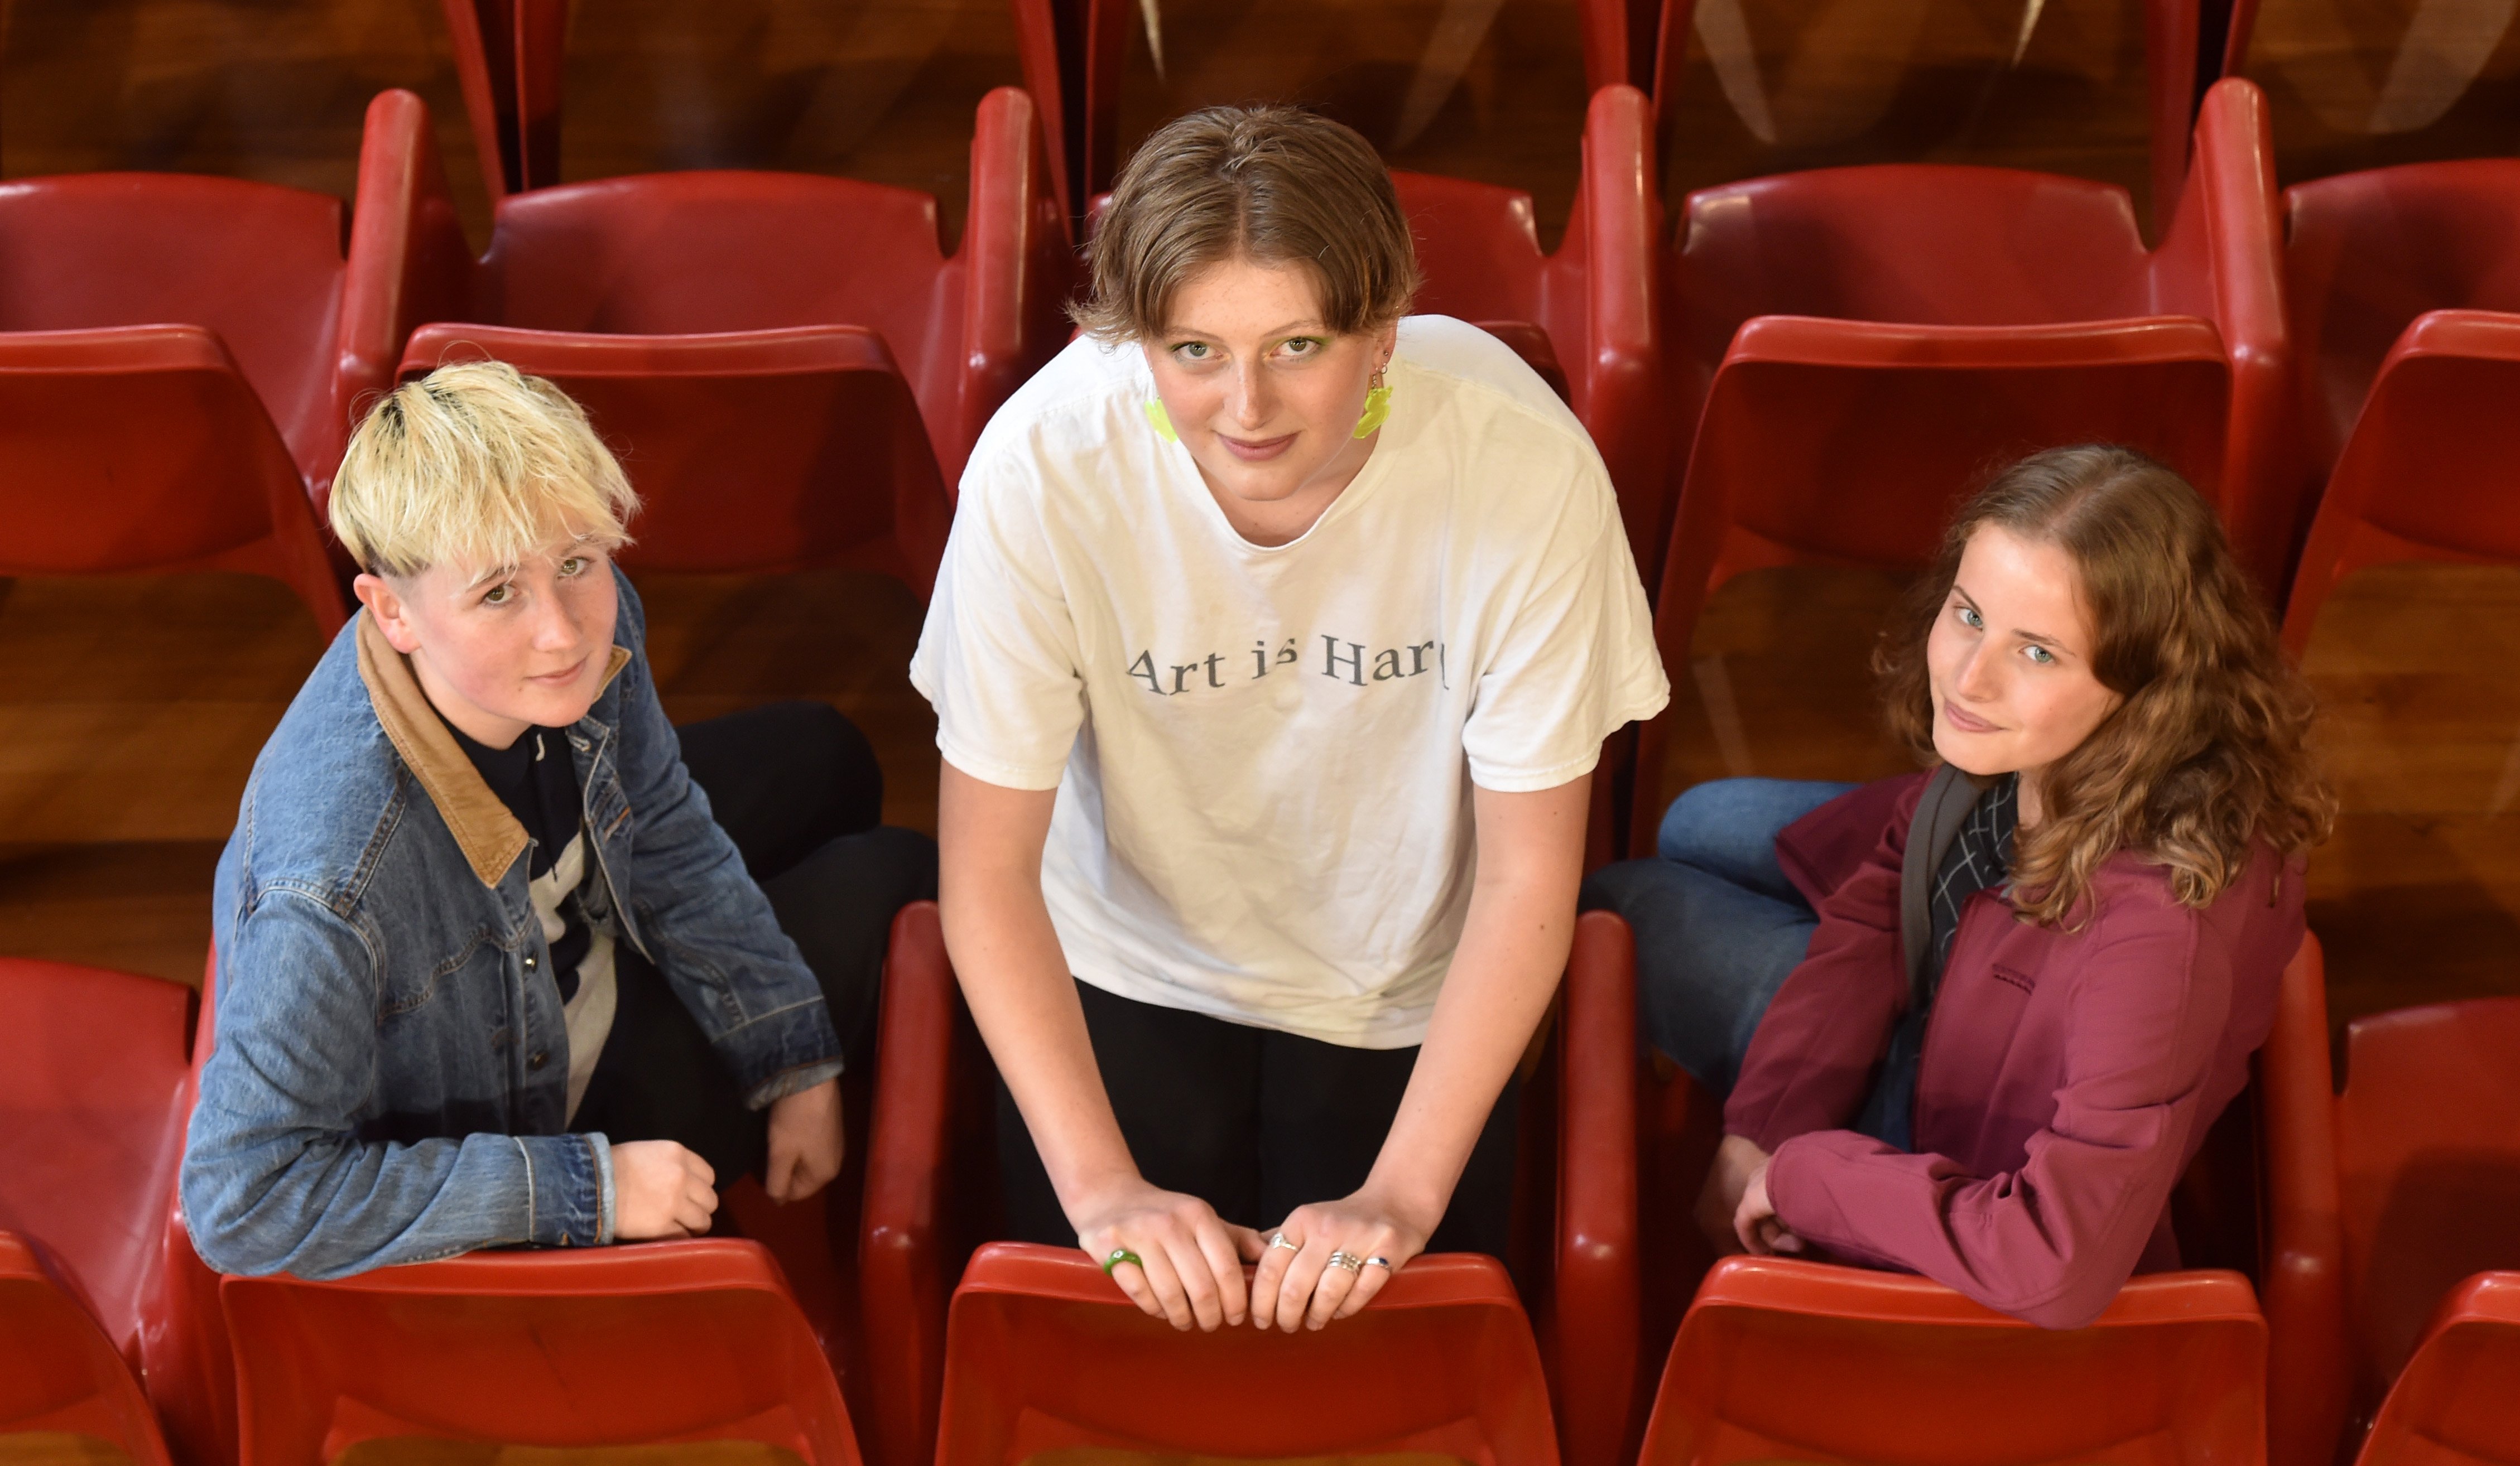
[1103, 1248, 1143, 1276]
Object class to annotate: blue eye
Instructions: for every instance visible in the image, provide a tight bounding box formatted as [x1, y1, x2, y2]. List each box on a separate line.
[2025, 644, 2057, 666]
[1956, 604, 1983, 630]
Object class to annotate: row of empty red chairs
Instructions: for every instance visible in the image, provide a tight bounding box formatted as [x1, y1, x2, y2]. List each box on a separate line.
[5, 922, 2517, 1466]
[12, 68, 2520, 856]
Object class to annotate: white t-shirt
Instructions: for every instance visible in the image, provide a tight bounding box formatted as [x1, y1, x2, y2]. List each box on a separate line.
[911, 315, 1668, 1048]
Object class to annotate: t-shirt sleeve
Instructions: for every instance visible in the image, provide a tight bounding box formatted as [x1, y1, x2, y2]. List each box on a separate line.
[1460, 436, 1670, 792]
[910, 452, 1087, 791]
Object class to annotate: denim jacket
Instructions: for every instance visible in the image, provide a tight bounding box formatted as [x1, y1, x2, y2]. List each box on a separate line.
[181, 569, 842, 1279]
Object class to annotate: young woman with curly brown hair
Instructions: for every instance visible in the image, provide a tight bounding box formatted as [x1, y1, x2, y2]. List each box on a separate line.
[1581, 443, 2333, 1328]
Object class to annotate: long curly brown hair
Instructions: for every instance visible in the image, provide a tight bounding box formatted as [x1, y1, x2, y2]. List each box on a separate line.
[1876, 446, 2334, 926]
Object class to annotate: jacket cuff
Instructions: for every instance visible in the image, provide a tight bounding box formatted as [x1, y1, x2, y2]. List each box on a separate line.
[517, 1134, 610, 1248]
[744, 1057, 846, 1111]
[720, 997, 845, 1105]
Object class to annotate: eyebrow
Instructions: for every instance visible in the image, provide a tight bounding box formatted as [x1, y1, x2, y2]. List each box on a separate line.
[1951, 582, 2072, 654]
[1165, 320, 1328, 341]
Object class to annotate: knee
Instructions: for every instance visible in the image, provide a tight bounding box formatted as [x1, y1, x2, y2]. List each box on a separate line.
[1656, 778, 1764, 865]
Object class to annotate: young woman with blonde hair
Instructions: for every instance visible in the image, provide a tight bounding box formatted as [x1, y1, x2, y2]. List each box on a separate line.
[1585, 444, 2332, 1327]
[915, 105, 1666, 1334]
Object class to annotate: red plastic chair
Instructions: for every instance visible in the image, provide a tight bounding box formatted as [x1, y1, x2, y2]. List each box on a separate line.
[2353, 1272, 2520, 1466]
[1613, 1, 2201, 228]
[0, 958, 193, 1369]
[859, 904, 1641, 1466]
[0, 152, 384, 633]
[2261, 937, 2520, 1466]
[0, 1232, 174, 1466]
[1391, 84, 1665, 573]
[350, 85, 1065, 593]
[222, 1241, 862, 1466]
[1637, 1255, 2267, 1466]
[2275, 161, 2520, 650]
[937, 1243, 1558, 1465]
[1628, 76, 2287, 853]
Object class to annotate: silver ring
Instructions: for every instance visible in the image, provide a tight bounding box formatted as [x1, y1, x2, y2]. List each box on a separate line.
[1325, 1250, 1365, 1273]
[1362, 1256, 1392, 1270]
[1268, 1232, 1301, 1252]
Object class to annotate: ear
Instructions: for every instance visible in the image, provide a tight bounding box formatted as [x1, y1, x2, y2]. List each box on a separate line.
[354, 573, 424, 656]
[1374, 321, 1400, 367]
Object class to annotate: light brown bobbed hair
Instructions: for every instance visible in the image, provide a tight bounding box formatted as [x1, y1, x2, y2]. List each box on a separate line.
[1072, 104, 1422, 342]
[1875, 445, 2334, 927]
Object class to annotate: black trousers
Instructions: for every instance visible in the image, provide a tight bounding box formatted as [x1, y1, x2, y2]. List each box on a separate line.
[997, 979, 1521, 1257]
[572, 701, 937, 1183]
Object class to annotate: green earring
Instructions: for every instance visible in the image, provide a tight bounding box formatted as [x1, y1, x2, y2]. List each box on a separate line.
[1353, 368, 1392, 439]
[1145, 398, 1179, 443]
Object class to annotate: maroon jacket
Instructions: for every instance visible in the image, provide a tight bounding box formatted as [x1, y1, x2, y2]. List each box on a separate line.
[1727, 770, 2303, 1329]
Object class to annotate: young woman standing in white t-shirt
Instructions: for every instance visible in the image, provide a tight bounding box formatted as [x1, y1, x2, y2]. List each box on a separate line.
[913, 104, 1666, 1335]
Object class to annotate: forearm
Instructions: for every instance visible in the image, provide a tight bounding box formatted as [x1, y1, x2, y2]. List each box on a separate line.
[1365, 780, 1586, 1222]
[937, 764, 1137, 1221]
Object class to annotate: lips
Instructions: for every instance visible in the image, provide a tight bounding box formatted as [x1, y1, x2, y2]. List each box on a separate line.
[1943, 702, 2002, 735]
[1218, 431, 1297, 462]
[528, 655, 590, 687]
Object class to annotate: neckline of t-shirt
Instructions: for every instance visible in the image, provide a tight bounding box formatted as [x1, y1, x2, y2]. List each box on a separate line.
[1154, 358, 1415, 557]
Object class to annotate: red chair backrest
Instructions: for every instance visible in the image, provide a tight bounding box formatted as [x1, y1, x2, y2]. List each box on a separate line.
[2333, 998, 2520, 1396]
[1639, 1256, 2266, 1466]
[936, 1244, 1558, 1465]
[0, 173, 348, 480]
[0, 957, 195, 1363]
[0, 1232, 174, 1466]
[398, 324, 951, 592]
[2356, 1272, 2520, 1466]
[2283, 160, 2520, 480]
[2278, 308, 2520, 654]
[222, 1241, 861, 1466]
[479, 172, 963, 422]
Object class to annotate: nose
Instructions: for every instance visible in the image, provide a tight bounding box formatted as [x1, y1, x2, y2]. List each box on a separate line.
[1951, 639, 2001, 702]
[1225, 359, 1273, 431]
[529, 582, 582, 653]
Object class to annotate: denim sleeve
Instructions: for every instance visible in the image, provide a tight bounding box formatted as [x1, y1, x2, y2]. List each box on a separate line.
[608, 575, 844, 1107]
[181, 889, 614, 1279]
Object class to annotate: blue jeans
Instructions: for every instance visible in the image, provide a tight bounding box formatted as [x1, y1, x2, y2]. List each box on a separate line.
[1578, 778, 1858, 1097]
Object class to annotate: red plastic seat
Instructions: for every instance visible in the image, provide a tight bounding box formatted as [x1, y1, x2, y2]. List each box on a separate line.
[859, 904, 1641, 1466]
[1628, 76, 2286, 853]
[357, 84, 1066, 594]
[0, 958, 193, 1369]
[1391, 84, 1665, 572]
[937, 1243, 1559, 1465]
[2353, 1272, 2520, 1466]
[2262, 937, 2520, 1466]
[2275, 161, 2520, 649]
[222, 1241, 862, 1466]
[0, 1232, 173, 1466]
[1608, 1, 2201, 228]
[0, 158, 374, 633]
[1637, 1255, 2267, 1466]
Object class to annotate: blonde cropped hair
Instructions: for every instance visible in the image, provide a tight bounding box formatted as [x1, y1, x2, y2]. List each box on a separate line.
[330, 360, 638, 579]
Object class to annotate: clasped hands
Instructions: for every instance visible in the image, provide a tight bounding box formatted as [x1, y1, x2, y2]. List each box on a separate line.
[1076, 1178, 1435, 1333]
[1700, 1132, 1805, 1257]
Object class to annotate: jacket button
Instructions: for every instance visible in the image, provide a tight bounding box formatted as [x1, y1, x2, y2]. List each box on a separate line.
[528, 1051, 549, 1070]
[524, 955, 537, 970]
